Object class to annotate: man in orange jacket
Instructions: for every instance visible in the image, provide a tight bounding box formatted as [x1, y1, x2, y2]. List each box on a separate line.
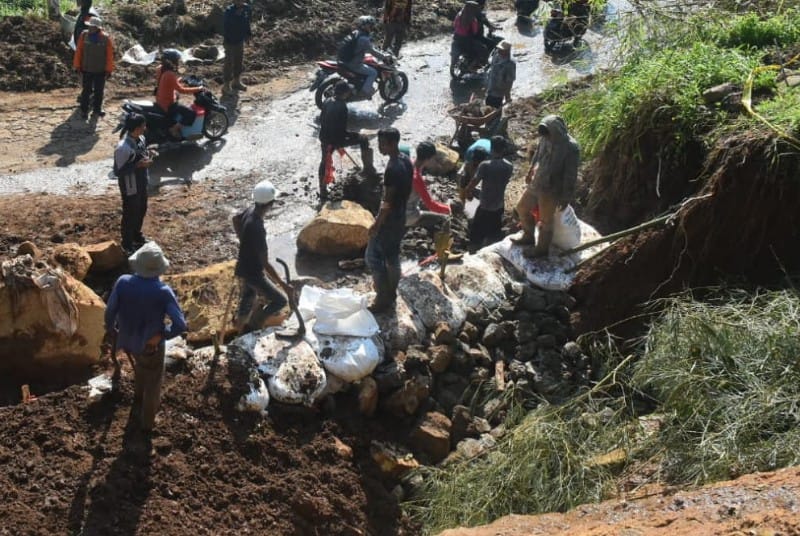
[73, 16, 114, 119]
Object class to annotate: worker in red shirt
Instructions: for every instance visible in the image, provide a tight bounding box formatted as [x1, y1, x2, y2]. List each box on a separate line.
[154, 49, 203, 139]
[73, 16, 114, 119]
[405, 141, 452, 231]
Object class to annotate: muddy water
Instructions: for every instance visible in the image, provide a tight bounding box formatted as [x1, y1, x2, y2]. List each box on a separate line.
[1, 6, 628, 276]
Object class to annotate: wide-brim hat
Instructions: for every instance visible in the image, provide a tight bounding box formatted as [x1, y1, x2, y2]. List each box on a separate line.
[86, 16, 103, 29]
[496, 40, 512, 52]
[128, 241, 170, 278]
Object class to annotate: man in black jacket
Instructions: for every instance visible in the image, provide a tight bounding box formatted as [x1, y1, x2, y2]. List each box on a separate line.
[317, 80, 376, 203]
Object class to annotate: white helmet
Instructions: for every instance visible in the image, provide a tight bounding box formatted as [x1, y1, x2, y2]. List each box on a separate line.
[253, 180, 277, 205]
[357, 15, 376, 30]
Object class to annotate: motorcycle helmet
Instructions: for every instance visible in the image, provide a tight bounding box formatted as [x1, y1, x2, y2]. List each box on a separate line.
[357, 15, 376, 30]
[161, 48, 182, 65]
[253, 180, 277, 205]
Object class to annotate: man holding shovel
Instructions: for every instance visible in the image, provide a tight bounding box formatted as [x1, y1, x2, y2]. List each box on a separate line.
[104, 242, 187, 432]
[232, 180, 295, 334]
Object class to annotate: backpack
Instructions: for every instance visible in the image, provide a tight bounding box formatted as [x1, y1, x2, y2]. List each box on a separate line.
[337, 30, 360, 63]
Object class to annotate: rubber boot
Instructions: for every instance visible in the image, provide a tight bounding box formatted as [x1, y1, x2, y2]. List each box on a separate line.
[233, 76, 247, 91]
[359, 147, 377, 179]
[529, 224, 554, 258]
[368, 273, 394, 314]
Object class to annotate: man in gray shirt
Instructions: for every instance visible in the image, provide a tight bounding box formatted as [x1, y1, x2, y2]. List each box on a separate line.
[486, 40, 516, 108]
[465, 135, 513, 249]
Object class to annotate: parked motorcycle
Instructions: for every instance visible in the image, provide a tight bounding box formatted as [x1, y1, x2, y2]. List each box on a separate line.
[544, 1, 591, 53]
[114, 75, 229, 150]
[309, 54, 409, 109]
[515, 0, 540, 24]
[450, 31, 504, 81]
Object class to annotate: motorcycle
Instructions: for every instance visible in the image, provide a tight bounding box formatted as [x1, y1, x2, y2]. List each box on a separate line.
[114, 75, 229, 150]
[450, 31, 504, 81]
[544, 1, 591, 52]
[309, 54, 409, 109]
[515, 0, 540, 24]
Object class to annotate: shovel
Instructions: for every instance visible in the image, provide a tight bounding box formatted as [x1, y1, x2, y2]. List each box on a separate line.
[274, 258, 306, 339]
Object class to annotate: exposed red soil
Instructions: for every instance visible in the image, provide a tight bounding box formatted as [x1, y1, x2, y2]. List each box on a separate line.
[570, 133, 800, 336]
[0, 354, 418, 535]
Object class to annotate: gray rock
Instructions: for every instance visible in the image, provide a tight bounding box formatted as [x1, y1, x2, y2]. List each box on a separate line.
[433, 321, 457, 345]
[450, 404, 473, 446]
[482, 397, 507, 423]
[702, 82, 740, 104]
[405, 345, 430, 371]
[458, 321, 480, 344]
[434, 373, 469, 416]
[520, 287, 548, 312]
[481, 323, 506, 348]
[373, 356, 407, 394]
[562, 341, 582, 361]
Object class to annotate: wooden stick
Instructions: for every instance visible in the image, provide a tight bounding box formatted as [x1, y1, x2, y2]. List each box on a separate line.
[558, 213, 673, 257]
[495, 361, 505, 391]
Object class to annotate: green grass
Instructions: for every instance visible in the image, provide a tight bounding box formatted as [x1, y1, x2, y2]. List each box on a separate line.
[0, 0, 110, 18]
[409, 289, 800, 533]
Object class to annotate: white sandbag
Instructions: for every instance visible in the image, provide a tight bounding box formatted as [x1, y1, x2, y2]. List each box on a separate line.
[317, 334, 383, 382]
[299, 286, 379, 338]
[238, 377, 270, 415]
[165, 336, 192, 361]
[490, 217, 605, 291]
[267, 342, 327, 405]
[87, 374, 113, 398]
[552, 205, 581, 250]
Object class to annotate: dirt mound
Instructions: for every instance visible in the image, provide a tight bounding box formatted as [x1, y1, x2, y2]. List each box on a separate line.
[0, 353, 416, 534]
[1, 0, 461, 92]
[570, 133, 800, 335]
[0, 16, 75, 91]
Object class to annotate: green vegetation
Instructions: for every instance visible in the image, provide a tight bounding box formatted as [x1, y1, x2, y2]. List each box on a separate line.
[0, 0, 109, 18]
[410, 289, 800, 533]
[561, 8, 800, 159]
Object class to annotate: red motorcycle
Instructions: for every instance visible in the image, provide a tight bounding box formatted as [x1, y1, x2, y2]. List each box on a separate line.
[309, 54, 409, 109]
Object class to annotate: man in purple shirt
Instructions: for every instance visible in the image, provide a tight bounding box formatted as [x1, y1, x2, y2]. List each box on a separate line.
[104, 242, 187, 432]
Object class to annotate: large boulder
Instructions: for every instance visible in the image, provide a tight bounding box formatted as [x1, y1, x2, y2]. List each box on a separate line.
[163, 260, 288, 344]
[425, 143, 460, 176]
[399, 270, 466, 332]
[410, 411, 453, 464]
[296, 200, 374, 257]
[84, 241, 127, 273]
[51, 243, 93, 281]
[375, 294, 426, 353]
[448, 251, 513, 310]
[0, 256, 105, 373]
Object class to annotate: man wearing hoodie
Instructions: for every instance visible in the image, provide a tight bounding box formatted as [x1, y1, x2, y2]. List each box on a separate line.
[514, 114, 580, 257]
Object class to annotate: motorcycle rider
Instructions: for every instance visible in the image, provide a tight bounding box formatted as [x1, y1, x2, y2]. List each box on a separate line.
[318, 80, 377, 203]
[341, 15, 391, 99]
[453, 1, 483, 69]
[155, 49, 204, 140]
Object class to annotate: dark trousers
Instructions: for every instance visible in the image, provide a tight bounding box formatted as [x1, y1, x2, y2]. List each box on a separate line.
[131, 344, 165, 431]
[223, 42, 245, 82]
[469, 206, 504, 248]
[237, 273, 288, 329]
[119, 173, 149, 250]
[365, 225, 404, 302]
[383, 21, 407, 55]
[485, 94, 504, 108]
[80, 72, 106, 114]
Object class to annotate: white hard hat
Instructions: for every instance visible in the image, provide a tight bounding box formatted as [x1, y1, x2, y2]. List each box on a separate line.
[253, 180, 277, 204]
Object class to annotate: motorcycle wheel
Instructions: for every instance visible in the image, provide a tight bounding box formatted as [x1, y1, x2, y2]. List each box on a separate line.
[450, 55, 468, 80]
[202, 110, 229, 140]
[315, 78, 338, 109]
[378, 71, 409, 103]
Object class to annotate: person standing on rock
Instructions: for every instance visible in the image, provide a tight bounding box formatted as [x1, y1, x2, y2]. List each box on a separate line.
[514, 114, 580, 257]
[485, 40, 515, 109]
[366, 127, 413, 313]
[72, 16, 114, 119]
[318, 81, 377, 204]
[465, 135, 513, 250]
[104, 242, 187, 432]
[222, 0, 252, 95]
[383, 0, 412, 56]
[114, 113, 154, 253]
[232, 180, 295, 333]
[406, 141, 452, 231]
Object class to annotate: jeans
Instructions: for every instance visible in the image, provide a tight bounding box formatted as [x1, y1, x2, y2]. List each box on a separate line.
[80, 72, 106, 114]
[118, 172, 149, 250]
[223, 42, 245, 82]
[365, 225, 404, 300]
[131, 343, 165, 431]
[237, 273, 288, 329]
[346, 61, 378, 95]
[167, 102, 197, 127]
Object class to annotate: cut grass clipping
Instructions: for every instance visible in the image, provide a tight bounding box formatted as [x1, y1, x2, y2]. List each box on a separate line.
[409, 289, 800, 533]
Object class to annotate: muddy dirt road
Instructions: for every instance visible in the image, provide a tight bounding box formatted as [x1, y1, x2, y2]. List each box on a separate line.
[0, 7, 625, 278]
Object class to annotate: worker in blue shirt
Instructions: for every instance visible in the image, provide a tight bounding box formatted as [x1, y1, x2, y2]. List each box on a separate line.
[104, 242, 187, 432]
